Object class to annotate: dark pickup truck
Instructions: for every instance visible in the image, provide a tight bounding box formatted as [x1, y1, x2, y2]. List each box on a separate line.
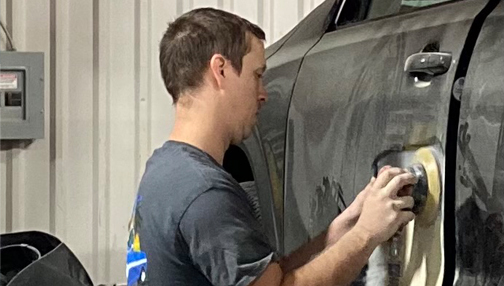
[229, 0, 504, 284]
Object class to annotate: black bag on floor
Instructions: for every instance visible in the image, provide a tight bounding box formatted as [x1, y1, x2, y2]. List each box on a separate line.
[0, 231, 93, 286]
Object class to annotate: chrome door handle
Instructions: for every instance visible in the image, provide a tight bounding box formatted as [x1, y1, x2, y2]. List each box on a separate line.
[404, 52, 452, 76]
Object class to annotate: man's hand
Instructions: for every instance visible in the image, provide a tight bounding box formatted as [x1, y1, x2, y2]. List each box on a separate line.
[253, 167, 417, 286]
[325, 166, 392, 247]
[354, 167, 417, 245]
[348, 166, 392, 216]
[279, 166, 395, 272]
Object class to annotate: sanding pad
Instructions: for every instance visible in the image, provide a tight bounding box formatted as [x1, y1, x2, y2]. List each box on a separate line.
[412, 147, 441, 227]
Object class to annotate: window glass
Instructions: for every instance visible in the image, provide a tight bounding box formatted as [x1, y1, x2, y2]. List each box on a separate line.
[336, 0, 456, 27]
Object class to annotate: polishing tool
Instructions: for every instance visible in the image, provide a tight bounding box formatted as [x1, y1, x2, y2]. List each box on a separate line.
[371, 147, 442, 224]
[406, 147, 441, 227]
[367, 146, 443, 286]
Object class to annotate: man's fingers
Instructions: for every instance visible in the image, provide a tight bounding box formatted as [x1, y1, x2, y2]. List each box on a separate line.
[394, 196, 415, 210]
[369, 165, 391, 186]
[399, 211, 416, 226]
[397, 185, 413, 197]
[374, 168, 405, 189]
[378, 165, 391, 176]
[385, 173, 417, 197]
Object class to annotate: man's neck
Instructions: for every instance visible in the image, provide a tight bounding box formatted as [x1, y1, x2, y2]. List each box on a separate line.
[169, 111, 230, 165]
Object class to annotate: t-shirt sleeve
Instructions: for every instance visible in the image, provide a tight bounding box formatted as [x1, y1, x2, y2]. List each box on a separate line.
[179, 187, 276, 286]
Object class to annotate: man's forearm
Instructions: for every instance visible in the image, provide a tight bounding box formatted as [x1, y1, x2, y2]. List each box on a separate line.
[279, 231, 326, 273]
[325, 207, 359, 246]
[279, 208, 359, 273]
[281, 227, 377, 286]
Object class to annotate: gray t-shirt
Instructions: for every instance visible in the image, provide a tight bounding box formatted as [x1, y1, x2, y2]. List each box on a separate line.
[126, 141, 276, 286]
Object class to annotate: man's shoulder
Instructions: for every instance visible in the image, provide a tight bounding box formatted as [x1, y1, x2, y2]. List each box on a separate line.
[141, 142, 209, 187]
[151, 141, 240, 192]
[137, 141, 240, 216]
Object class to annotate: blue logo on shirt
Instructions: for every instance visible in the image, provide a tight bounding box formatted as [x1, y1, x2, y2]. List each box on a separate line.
[127, 196, 148, 285]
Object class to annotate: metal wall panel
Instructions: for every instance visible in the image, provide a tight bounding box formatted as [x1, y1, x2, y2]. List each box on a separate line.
[0, 0, 326, 283]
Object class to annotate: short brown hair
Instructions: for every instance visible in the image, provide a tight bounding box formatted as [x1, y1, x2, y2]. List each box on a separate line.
[159, 8, 266, 103]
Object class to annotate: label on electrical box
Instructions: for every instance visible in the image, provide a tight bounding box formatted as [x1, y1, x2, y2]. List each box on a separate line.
[0, 73, 18, 90]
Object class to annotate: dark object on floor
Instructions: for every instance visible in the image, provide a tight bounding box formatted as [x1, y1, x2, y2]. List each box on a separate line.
[0, 231, 93, 286]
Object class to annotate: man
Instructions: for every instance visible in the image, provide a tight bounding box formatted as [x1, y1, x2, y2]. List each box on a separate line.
[126, 8, 416, 286]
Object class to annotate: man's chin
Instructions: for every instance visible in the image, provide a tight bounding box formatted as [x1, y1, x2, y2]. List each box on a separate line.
[235, 126, 254, 144]
[230, 122, 257, 145]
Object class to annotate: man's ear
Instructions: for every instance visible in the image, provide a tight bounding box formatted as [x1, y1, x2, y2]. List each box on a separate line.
[209, 54, 227, 89]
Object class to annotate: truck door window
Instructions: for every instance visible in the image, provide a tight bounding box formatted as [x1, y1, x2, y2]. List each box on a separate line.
[336, 0, 458, 27]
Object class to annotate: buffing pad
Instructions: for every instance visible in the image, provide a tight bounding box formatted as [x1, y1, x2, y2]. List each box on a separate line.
[412, 147, 441, 227]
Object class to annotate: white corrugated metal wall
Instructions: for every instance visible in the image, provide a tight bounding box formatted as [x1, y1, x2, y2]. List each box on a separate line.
[0, 0, 325, 284]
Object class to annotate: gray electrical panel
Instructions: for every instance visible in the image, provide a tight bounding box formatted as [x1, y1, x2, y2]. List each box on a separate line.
[0, 52, 44, 140]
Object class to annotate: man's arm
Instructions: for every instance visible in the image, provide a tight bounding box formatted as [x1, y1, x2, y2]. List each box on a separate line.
[284, 225, 379, 285]
[252, 224, 380, 286]
[278, 167, 389, 273]
[251, 168, 416, 286]
[278, 207, 359, 273]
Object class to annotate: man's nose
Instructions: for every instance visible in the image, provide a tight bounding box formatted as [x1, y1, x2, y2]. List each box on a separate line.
[258, 85, 268, 103]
